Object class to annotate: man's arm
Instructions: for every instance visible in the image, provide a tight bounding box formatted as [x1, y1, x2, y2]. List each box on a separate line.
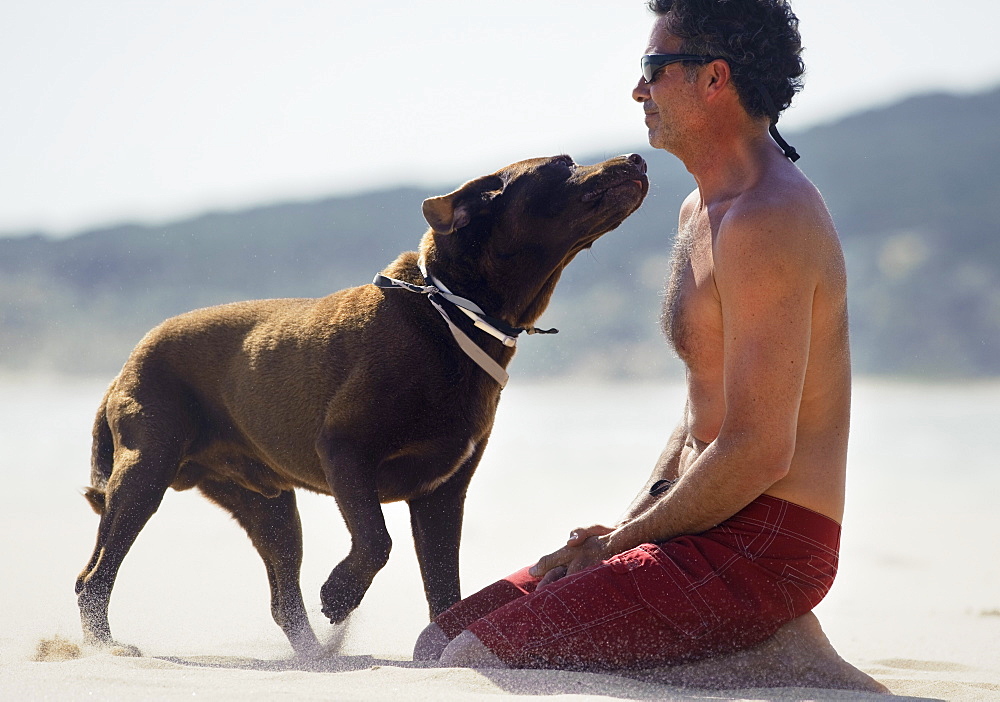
[619, 417, 686, 524]
[555, 419, 686, 556]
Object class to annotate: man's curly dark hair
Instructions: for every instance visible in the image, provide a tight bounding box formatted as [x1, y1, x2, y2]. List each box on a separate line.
[647, 0, 805, 121]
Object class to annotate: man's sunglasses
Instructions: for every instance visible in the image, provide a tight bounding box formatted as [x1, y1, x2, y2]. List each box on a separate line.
[640, 53, 721, 83]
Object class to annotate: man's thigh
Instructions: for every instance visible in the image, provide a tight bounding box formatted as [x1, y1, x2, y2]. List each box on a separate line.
[464, 537, 792, 670]
[436, 496, 839, 670]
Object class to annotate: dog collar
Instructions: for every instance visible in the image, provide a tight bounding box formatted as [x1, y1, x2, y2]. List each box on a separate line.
[372, 263, 557, 387]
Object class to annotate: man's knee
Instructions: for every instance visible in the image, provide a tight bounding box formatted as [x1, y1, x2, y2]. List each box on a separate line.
[437, 630, 507, 668]
[413, 622, 451, 661]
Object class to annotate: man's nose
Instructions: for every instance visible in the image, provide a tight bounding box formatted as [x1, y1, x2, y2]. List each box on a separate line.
[632, 77, 650, 103]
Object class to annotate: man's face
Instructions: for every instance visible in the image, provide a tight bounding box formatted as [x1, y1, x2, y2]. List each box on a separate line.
[632, 15, 700, 153]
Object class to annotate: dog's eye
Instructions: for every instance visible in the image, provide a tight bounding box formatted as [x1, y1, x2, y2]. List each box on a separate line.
[550, 155, 575, 170]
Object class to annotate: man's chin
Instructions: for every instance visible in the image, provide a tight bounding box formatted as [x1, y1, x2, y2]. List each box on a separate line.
[647, 131, 668, 151]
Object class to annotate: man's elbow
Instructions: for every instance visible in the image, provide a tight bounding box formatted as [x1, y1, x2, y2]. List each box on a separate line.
[718, 431, 794, 484]
[763, 437, 796, 482]
[748, 448, 792, 486]
[763, 453, 793, 483]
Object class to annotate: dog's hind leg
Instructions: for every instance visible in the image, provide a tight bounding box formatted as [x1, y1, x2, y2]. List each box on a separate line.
[76, 453, 181, 649]
[76, 400, 189, 651]
[197, 480, 321, 657]
[76, 398, 115, 610]
[408, 441, 487, 619]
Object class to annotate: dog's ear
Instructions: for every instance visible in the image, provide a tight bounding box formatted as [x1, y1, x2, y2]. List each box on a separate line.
[422, 175, 504, 235]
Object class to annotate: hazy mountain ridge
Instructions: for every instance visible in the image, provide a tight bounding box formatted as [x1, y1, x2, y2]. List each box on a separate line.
[3, 86, 998, 378]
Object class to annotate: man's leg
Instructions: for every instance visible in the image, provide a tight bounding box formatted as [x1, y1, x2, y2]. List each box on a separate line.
[434, 612, 886, 693]
[438, 630, 508, 668]
[412, 622, 452, 662]
[414, 566, 540, 662]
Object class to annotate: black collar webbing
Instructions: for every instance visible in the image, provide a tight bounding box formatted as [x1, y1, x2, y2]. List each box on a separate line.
[753, 81, 800, 162]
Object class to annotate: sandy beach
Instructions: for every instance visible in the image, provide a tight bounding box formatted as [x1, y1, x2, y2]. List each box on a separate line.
[2, 376, 998, 700]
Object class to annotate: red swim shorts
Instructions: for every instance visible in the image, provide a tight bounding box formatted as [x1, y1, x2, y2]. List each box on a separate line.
[433, 495, 840, 670]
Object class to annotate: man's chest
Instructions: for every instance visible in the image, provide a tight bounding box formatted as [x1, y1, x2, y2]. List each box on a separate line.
[662, 222, 723, 364]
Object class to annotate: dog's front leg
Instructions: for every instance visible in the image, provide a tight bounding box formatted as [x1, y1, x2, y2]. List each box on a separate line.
[407, 441, 487, 619]
[316, 435, 391, 624]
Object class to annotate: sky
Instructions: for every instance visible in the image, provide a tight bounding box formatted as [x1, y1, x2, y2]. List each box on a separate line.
[3, 0, 1000, 235]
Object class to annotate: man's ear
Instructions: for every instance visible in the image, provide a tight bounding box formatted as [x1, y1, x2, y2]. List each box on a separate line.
[422, 174, 504, 235]
[703, 58, 732, 100]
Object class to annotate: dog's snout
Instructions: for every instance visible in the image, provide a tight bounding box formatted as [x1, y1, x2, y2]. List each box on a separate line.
[626, 153, 647, 173]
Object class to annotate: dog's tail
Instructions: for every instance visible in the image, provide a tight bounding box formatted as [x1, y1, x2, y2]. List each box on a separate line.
[85, 386, 115, 516]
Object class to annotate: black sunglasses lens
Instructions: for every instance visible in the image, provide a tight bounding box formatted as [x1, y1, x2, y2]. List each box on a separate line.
[641, 56, 661, 83]
[642, 55, 680, 83]
[642, 54, 715, 82]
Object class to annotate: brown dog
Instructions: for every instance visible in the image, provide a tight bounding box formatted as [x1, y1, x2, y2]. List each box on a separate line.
[76, 153, 648, 656]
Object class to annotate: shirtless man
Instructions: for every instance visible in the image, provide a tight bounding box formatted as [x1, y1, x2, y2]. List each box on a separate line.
[414, 1, 885, 691]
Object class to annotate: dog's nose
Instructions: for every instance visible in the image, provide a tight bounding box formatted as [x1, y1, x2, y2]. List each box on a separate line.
[626, 153, 647, 174]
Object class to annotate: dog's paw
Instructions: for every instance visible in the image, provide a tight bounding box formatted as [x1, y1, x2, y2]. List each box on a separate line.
[319, 571, 370, 624]
[109, 643, 144, 657]
[320, 594, 362, 624]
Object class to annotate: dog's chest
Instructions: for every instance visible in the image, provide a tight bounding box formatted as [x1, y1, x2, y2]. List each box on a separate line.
[374, 436, 481, 503]
[370, 389, 499, 503]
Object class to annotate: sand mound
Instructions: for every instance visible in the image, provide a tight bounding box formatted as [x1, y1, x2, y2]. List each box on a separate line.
[32, 636, 82, 662]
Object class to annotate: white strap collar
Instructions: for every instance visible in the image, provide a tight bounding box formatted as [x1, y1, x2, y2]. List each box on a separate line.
[371, 258, 557, 388]
[419, 259, 520, 348]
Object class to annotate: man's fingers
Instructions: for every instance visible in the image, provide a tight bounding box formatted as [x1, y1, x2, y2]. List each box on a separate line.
[565, 550, 601, 576]
[537, 565, 567, 588]
[566, 524, 614, 547]
[529, 547, 569, 577]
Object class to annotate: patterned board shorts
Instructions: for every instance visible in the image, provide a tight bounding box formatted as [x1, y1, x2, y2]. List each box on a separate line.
[434, 494, 840, 670]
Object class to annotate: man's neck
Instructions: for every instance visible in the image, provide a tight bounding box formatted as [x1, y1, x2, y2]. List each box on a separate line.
[678, 123, 785, 205]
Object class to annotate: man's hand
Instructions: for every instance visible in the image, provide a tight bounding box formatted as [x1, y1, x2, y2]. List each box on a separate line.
[529, 524, 616, 587]
[566, 524, 615, 546]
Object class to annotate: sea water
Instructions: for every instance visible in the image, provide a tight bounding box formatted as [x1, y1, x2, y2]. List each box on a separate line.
[0, 375, 997, 663]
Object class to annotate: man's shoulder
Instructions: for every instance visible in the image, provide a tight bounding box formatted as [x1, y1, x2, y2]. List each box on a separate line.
[734, 168, 827, 225]
[721, 172, 835, 251]
[715, 171, 841, 283]
[678, 188, 701, 221]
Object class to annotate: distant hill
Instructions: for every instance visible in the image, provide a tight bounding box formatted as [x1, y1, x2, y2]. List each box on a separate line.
[3, 86, 999, 379]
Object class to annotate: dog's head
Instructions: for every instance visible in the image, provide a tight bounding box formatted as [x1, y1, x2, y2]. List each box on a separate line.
[419, 154, 648, 325]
